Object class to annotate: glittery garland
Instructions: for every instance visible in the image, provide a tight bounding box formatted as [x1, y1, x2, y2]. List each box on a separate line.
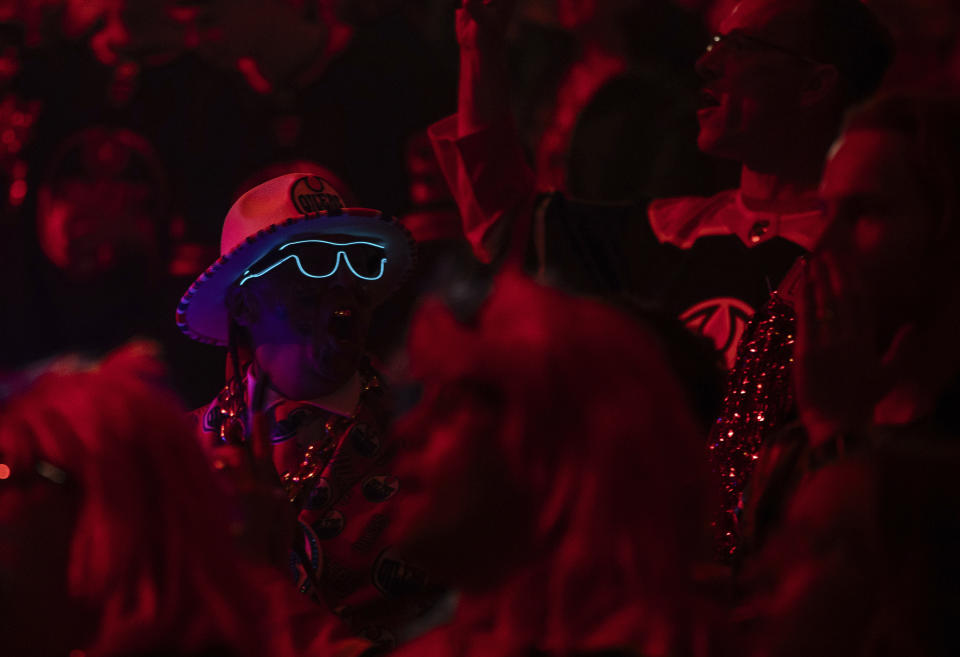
[707, 292, 797, 562]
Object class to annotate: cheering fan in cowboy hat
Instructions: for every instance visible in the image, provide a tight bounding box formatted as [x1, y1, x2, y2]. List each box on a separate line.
[177, 173, 438, 647]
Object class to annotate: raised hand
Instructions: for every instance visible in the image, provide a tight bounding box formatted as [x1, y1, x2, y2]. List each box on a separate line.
[457, 0, 519, 51]
[456, 0, 520, 134]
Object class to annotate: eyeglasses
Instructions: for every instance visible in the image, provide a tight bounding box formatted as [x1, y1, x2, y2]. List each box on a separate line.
[239, 239, 388, 287]
[705, 31, 822, 66]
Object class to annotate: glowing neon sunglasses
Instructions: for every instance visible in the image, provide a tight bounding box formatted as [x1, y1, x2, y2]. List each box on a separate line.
[239, 239, 387, 287]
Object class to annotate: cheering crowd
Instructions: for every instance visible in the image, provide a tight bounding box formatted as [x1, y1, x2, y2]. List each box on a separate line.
[1, 1, 959, 656]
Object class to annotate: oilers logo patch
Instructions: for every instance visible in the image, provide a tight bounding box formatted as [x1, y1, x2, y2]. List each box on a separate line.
[372, 549, 428, 597]
[349, 423, 381, 458]
[291, 520, 323, 594]
[312, 509, 346, 539]
[290, 176, 344, 215]
[681, 297, 755, 369]
[303, 477, 333, 510]
[271, 405, 320, 443]
[362, 475, 399, 503]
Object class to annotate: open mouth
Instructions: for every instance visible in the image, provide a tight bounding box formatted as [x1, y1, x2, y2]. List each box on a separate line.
[699, 89, 721, 109]
[328, 306, 358, 341]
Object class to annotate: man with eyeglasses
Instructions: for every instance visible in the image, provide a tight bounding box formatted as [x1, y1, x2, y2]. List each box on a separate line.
[432, 0, 891, 368]
[430, 0, 892, 563]
[176, 173, 437, 646]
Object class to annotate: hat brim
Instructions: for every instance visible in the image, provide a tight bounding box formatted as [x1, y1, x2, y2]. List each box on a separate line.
[176, 208, 416, 346]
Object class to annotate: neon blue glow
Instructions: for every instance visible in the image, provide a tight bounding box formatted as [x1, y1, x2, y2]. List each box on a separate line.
[239, 239, 387, 286]
[280, 239, 384, 250]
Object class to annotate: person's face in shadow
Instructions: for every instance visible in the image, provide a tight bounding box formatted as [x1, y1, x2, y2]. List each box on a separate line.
[37, 178, 162, 280]
[230, 235, 378, 400]
[695, 0, 831, 166]
[88, 0, 197, 65]
[817, 129, 932, 315]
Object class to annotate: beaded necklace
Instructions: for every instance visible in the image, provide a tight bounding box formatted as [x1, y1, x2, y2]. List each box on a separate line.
[280, 365, 384, 504]
[211, 360, 385, 504]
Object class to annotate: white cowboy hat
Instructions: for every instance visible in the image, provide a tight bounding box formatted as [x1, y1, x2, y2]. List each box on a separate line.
[176, 173, 415, 345]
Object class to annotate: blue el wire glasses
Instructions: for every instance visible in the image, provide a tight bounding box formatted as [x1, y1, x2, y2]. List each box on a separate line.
[239, 239, 387, 287]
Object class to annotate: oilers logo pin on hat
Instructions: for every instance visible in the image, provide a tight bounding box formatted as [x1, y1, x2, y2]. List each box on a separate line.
[177, 173, 416, 346]
[290, 175, 344, 214]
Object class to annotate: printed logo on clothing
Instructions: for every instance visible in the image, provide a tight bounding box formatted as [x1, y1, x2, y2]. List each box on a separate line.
[372, 549, 428, 597]
[290, 175, 344, 215]
[351, 513, 389, 554]
[680, 297, 755, 369]
[349, 423, 381, 458]
[362, 475, 399, 503]
[271, 405, 320, 443]
[291, 521, 323, 594]
[312, 509, 346, 539]
[201, 402, 222, 433]
[304, 477, 333, 510]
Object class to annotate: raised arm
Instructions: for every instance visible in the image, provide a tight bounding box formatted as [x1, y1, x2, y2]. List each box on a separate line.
[429, 0, 536, 264]
[456, 0, 514, 133]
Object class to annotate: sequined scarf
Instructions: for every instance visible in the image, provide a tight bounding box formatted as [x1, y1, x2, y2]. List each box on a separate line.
[706, 292, 797, 562]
